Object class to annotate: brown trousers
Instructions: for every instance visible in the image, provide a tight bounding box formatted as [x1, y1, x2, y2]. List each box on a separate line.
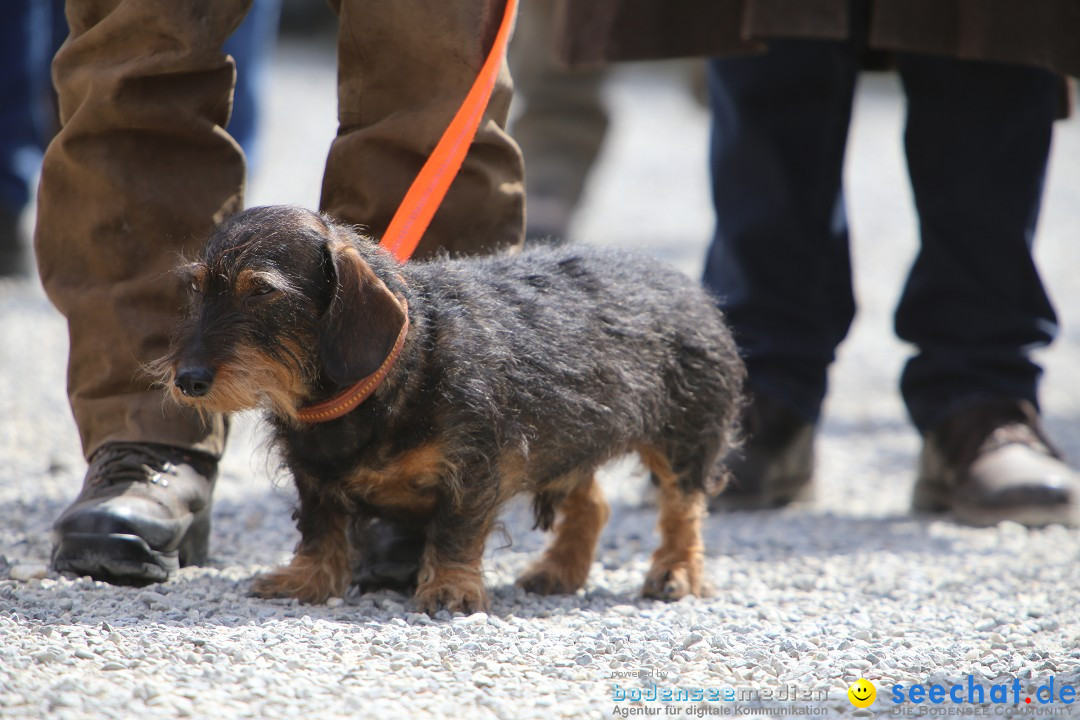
[35, 0, 524, 461]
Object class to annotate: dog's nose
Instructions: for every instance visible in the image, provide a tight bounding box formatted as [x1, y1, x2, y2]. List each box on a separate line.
[175, 366, 215, 398]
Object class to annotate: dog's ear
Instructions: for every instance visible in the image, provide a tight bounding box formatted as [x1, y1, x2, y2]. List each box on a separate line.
[319, 241, 407, 386]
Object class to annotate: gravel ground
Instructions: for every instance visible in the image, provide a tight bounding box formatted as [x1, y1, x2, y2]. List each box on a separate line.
[3, 40, 1080, 719]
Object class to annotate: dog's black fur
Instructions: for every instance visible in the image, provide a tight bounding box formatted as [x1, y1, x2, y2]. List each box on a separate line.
[157, 205, 745, 614]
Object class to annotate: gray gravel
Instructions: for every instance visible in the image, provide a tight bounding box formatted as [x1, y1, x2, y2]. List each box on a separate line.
[3, 40, 1080, 719]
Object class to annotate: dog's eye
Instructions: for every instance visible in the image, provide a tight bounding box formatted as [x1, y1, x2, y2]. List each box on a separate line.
[189, 281, 202, 294]
[249, 285, 278, 300]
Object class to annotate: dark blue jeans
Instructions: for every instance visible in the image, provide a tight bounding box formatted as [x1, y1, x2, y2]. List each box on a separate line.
[703, 38, 1060, 434]
[0, 0, 63, 213]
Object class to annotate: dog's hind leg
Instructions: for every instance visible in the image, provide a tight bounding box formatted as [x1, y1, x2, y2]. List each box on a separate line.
[637, 444, 708, 600]
[517, 470, 610, 595]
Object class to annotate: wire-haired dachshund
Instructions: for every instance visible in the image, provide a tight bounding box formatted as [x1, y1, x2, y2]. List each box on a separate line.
[155, 205, 744, 614]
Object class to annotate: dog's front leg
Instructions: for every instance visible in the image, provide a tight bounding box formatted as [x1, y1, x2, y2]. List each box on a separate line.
[412, 498, 494, 615]
[252, 484, 351, 604]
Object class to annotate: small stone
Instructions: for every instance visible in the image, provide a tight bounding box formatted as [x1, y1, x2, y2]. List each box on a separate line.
[681, 633, 704, 650]
[456, 612, 489, 624]
[139, 590, 168, 607]
[326, 597, 344, 608]
[48, 692, 83, 709]
[33, 649, 64, 664]
[10, 564, 48, 582]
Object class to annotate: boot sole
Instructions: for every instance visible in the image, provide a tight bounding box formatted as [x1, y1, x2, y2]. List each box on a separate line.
[52, 507, 212, 586]
[710, 473, 814, 511]
[52, 533, 177, 586]
[913, 478, 1079, 528]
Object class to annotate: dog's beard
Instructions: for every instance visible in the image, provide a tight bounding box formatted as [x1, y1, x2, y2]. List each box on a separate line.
[148, 342, 313, 422]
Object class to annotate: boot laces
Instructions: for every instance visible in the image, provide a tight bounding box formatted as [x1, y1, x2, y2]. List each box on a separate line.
[88, 443, 179, 488]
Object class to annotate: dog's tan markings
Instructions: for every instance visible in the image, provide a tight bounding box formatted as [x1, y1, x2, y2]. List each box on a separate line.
[495, 450, 530, 499]
[251, 511, 350, 604]
[637, 444, 706, 600]
[414, 542, 489, 615]
[517, 471, 610, 595]
[345, 443, 447, 517]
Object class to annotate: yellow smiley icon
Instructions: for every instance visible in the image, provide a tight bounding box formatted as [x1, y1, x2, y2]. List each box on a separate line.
[848, 678, 876, 708]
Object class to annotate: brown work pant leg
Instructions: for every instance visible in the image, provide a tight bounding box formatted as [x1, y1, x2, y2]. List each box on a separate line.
[35, 0, 250, 460]
[321, 0, 525, 258]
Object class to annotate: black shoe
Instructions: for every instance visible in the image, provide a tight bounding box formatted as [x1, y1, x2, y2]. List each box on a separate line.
[51, 443, 218, 585]
[913, 400, 1079, 527]
[710, 394, 815, 510]
[349, 516, 425, 593]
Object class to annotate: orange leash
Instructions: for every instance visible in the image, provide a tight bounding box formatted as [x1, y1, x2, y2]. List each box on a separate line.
[380, 0, 518, 263]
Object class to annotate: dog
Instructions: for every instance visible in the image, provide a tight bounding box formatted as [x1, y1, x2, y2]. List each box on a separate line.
[155, 205, 745, 614]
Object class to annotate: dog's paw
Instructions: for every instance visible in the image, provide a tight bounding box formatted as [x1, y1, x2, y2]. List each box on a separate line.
[251, 565, 338, 605]
[641, 562, 702, 601]
[413, 577, 489, 615]
[516, 561, 587, 596]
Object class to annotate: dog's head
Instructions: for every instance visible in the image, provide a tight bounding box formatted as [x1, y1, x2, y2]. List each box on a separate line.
[153, 205, 408, 421]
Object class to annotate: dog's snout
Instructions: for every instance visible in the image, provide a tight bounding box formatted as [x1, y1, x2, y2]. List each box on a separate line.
[175, 366, 215, 398]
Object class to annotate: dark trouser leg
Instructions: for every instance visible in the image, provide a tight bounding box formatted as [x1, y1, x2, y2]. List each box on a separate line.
[0, 0, 48, 274]
[703, 37, 860, 423]
[895, 55, 1059, 434]
[223, 0, 283, 174]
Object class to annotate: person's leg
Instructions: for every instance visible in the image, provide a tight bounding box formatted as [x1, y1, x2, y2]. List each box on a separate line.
[320, 0, 524, 258]
[896, 55, 1058, 432]
[0, 0, 47, 275]
[223, 0, 282, 175]
[508, 0, 607, 242]
[38, 0, 247, 458]
[703, 35, 860, 508]
[897, 54, 1078, 526]
[703, 39, 859, 425]
[38, 0, 250, 581]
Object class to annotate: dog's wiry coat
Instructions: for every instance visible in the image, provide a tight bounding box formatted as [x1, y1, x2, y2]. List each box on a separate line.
[157, 205, 745, 613]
